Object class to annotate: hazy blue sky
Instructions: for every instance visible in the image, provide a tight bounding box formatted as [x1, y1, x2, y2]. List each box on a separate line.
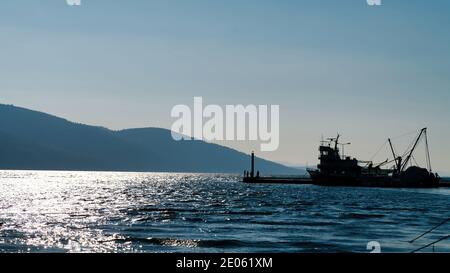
[1, 0, 450, 172]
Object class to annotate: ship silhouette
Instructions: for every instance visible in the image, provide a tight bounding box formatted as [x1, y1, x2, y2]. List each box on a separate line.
[244, 128, 441, 188]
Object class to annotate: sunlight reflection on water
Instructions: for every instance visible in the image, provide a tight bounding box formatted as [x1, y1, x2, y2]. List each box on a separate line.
[0, 171, 449, 253]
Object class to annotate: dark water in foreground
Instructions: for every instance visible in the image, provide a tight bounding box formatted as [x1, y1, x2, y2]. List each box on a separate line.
[0, 171, 449, 253]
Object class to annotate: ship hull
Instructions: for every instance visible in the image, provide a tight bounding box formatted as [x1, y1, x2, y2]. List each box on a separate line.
[308, 170, 440, 188]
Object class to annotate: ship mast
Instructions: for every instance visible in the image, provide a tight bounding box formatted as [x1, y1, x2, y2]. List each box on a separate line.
[332, 134, 340, 150]
[401, 128, 428, 172]
[425, 129, 432, 172]
[388, 138, 401, 174]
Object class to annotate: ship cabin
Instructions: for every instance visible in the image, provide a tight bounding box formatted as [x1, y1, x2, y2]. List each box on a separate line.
[317, 137, 361, 177]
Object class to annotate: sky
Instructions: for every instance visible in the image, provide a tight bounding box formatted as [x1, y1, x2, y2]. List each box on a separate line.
[1, 0, 450, 173]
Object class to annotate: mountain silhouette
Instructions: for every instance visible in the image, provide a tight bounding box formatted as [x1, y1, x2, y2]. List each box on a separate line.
[0, 104, 299, 174]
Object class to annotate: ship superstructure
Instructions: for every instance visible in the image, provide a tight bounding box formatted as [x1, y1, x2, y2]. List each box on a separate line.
[307, 128, 440, 188]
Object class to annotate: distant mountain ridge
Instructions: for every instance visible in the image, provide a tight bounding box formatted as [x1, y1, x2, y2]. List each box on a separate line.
[0, 104, 298, 174]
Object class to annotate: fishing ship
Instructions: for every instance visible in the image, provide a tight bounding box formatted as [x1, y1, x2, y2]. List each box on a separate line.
[307, 128, 440, 188]
[243, 128, 441, 188]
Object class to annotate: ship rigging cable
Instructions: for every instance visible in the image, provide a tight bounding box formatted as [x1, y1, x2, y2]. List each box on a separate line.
[367, 130, 422, 166]
[411, 235, 450, 253]
[409, 217, 450, 243]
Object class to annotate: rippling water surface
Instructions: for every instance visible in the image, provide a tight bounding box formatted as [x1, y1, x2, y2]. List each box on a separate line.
[0, 171, 449, 253]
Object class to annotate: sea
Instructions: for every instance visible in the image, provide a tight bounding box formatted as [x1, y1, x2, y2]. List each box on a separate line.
[0, 171, 449, 253]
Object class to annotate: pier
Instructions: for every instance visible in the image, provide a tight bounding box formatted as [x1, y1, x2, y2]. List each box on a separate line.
[242, 152, 313, 185]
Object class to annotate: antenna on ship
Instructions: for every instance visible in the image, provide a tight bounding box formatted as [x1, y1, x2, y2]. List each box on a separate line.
[326, 134, 340, 149]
